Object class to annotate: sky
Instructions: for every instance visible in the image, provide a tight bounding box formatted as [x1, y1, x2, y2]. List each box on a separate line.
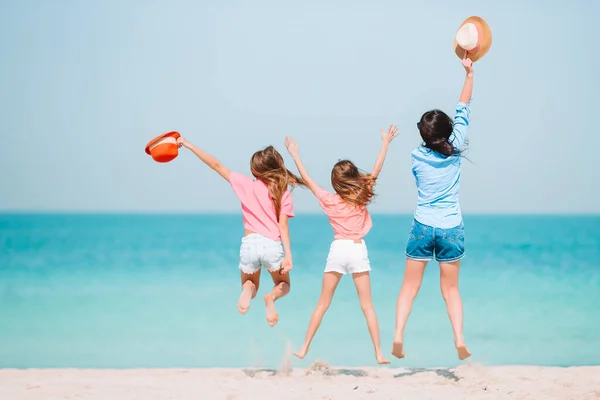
[0, 0, 598, 214]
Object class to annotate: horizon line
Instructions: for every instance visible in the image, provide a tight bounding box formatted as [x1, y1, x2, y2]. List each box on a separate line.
[1, 211, 599, 217]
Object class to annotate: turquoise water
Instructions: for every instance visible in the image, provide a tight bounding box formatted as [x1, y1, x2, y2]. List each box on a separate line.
[1, 214, 599, 368]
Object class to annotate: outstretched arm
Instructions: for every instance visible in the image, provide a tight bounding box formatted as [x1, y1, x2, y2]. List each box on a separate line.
[370, 124, 399, 179]
[177, 137, 230, 182]
[284, 137, 320, 196]
[453, 54, 475, 149]
[459, 52, 474, 104]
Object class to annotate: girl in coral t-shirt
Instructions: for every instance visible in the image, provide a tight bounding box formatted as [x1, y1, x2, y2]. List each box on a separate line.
[285, 125, 398, 364]
[177, 136, 303, 327]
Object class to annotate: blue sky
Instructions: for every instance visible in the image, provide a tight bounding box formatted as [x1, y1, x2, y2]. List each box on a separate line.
[1, 0, 598, 213]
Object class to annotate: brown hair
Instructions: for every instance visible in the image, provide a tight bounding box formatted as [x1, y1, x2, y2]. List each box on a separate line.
[250, 146, 304, 219]
[330, 160, 375, 208]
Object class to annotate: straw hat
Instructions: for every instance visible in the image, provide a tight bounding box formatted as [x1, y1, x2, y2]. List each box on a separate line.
[454, 16, 492, 62]
[145, 131, 181, 163]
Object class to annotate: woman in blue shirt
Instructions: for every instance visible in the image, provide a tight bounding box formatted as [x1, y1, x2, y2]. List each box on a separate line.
[392, 53, 474, 361]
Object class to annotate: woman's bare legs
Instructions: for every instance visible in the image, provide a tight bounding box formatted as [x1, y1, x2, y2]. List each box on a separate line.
[263, 270, 291, 327]
[439, 260, 471, 360]
[293, 272, 342, 359]
[352, 271, 390, 364]
[238, 270, 261, 314]
[392, 259, 427, 358]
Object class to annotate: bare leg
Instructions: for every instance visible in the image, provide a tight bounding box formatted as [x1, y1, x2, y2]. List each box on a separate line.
[352, 272, 390, 364]
[263, 270, 291, 327]
[392, 259, 427, 358]
[238, 270, 261, 314]
[440, 260, 470, 360]
[293, 272, 342, 359]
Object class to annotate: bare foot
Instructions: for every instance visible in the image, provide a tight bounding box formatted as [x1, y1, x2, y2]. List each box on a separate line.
[376, 352, 391, 365]
[264, 294, 279, 327]
[293, 346, 309, 359]
[237, 282, 254, 314]
[391, 342, 405, 359]
[456, 344, 471, 360]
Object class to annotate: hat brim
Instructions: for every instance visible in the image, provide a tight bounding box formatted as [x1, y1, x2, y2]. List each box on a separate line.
[454, 16, 492, 63]
[145, 131, 181, 155]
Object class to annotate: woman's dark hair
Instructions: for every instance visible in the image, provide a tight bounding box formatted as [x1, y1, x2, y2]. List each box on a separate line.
[417, 110, 460, 157]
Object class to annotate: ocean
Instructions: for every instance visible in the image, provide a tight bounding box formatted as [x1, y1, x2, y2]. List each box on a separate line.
[1, 214, 599, 369]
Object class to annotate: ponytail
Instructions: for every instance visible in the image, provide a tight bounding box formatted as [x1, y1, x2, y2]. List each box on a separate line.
[424, 138, 457, 157]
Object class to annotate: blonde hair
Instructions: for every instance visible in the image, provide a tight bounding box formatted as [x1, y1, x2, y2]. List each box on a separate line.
[250, 146, 304, 219]
[330, 160, 375, 208]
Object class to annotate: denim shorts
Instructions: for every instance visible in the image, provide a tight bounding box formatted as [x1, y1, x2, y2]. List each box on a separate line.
[239, 233, 284, 274]
[405, 219, 465, 262]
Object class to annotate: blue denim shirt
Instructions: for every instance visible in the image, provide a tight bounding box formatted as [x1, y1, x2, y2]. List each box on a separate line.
[412, 102, 470, 229]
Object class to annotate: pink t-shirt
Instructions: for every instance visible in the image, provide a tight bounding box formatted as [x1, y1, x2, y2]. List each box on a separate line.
[230, 172, 294, 241]
[315, 187, 372, 240]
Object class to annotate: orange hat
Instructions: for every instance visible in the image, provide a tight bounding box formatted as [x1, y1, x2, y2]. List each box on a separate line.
[145, 131, 181, 163]
[454, 16, 492, 62]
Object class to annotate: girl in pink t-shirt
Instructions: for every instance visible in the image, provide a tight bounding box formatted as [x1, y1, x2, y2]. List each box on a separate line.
[177, 136, 303, 327]
[285, 125, 399, 364]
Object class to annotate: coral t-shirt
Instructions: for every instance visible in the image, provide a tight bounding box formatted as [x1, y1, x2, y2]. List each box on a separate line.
[230, 172, 294, 241]
[315, 187, 372, 240]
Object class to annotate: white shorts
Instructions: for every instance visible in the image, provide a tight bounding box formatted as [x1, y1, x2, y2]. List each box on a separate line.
[324, 240, 371, 275]
[239, 233, 284, 274]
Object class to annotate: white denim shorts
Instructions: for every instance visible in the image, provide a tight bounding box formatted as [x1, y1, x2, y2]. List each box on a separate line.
[239, 233, 284, 274]
[324, 239, 371, 275]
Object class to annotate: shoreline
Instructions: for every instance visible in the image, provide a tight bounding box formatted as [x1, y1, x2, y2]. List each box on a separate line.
[1, 364, 599, 399]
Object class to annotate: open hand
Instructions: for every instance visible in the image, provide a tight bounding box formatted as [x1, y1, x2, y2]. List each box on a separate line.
[279, 257, 293, 274]
[462, 52, 474, 77]
[284, 136, 300, 158]
[380, 124, 399, 144]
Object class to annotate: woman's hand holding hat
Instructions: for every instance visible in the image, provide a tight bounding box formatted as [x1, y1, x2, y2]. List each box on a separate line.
[462, 52, 474, 77]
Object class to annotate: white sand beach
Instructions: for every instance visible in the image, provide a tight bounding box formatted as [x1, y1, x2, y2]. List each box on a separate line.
[1, 363, 599, 400]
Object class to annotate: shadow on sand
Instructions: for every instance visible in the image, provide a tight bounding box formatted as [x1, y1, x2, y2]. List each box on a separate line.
[243, 367, 459, 381]
[242, 368, 368, 378]
[394, 368, 461, 382]
[242, 369, 278, 378]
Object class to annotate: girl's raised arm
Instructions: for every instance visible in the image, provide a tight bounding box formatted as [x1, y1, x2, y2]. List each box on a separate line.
[370, 124, 399, 179]
[178, 137, 230, 182]
[284, 137, 320, 196]
[459, 53, 474, 104]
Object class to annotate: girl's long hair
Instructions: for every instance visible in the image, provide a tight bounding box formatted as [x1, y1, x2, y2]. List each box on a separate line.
[330, 160, 375, 208]
[250, 146, 304, 219]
